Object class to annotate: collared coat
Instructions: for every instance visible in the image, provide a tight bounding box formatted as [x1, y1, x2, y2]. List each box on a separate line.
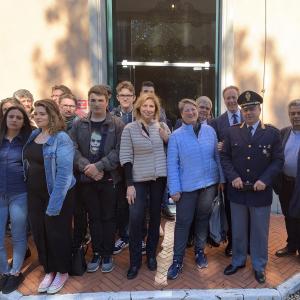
[210, 111, 244, 142]
[275, 126, 300, 218]
[23, 129, 76, 215]
[220, 122, 284, 207]
[69, 112, 124, 184]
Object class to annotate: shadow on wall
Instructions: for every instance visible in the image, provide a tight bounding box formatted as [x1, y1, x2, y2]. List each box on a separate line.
[267, 39, 300, 128]
[32, 0, 90, 98]
[232, 29, 300, 128]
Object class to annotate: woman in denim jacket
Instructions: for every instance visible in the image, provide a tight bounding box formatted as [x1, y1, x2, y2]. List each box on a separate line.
[23, 99, 75, 294]
[0, 105, 32, 294]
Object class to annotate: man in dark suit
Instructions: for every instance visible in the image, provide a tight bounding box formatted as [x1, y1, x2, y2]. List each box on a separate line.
[221, 90, 283, 284]
[210, 86, 243, 256]
[275, 99, 300, 257]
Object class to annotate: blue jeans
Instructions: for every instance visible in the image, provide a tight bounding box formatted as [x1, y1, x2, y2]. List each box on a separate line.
[173, 184, 217, 261]
[0, 192, 28, 274]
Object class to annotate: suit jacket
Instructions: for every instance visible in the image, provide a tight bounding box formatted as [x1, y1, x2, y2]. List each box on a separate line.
[276, 126, 300, 218]
[210, 111, 244, 142]
[220, 122, 284, 207]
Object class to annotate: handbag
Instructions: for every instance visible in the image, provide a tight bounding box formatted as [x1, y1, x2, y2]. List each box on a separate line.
[70, 244, 87, 276]
[209, 191, 228, 244]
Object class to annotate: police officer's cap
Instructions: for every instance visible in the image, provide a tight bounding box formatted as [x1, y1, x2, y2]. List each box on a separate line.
[237, 90, 263, 108]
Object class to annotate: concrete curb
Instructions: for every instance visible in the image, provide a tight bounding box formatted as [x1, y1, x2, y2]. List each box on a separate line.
[1, 273, 300, 300]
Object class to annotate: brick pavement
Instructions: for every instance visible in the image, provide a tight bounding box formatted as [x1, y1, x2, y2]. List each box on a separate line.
[6, 214, 300, 295]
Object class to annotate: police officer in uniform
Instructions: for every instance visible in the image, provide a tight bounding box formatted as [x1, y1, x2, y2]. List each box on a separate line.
[221, 90, 284, 284]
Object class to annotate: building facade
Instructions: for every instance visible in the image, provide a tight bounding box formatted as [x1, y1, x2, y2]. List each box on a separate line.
[1, 0, 300, 127]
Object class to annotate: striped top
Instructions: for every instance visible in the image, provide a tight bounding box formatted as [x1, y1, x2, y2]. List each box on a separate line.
[120, 120, 169, 182]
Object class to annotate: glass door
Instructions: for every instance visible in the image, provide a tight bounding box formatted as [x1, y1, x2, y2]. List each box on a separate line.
[110, 0, 218, 125]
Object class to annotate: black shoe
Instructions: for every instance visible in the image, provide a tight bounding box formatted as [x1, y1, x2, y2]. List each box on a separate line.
[147, 257, 157, 271]
[207, 236, 220, 248]
[225, 243, 232, 257]
[25, 247, 31, 260]
[224, 264, 245, 275]
[127, 266, 140, 280]
[0, 274, 9, 291]
[275, 246, 296, 257]
[2, 273, 24, 294]
[161, 206, 175, 220]
[254, 270, 266, 284]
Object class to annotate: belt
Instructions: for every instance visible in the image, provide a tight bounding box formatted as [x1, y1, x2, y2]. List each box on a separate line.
[283, 174, 296, 182]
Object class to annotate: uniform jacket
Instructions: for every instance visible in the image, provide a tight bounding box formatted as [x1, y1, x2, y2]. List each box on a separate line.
[69, 112, 124, 184]
[210, 111, 244, 142]
[220, 122, 284, 207]
[23, 129, 76, 215]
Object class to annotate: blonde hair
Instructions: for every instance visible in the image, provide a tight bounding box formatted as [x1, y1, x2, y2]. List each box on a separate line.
[178, 98, 197, 113]
[134, 94, 160, 121]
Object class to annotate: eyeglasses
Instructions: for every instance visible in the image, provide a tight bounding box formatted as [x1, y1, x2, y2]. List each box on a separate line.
[62, 104, 76, 109]
[118, 94, 134, 98]
[198, 106, 211, 111]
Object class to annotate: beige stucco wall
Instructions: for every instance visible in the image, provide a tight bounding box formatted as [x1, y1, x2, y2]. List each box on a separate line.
[222, 0, 300, 128]
[1, 0, 299, 127]
[0, 0, 91, 100]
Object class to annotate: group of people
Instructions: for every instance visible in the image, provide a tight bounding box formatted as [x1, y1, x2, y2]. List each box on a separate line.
[0, 80, 299, 295]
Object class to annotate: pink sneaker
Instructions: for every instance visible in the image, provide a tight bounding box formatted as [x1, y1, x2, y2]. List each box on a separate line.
[47, 272, 69, 294]
[38, 272, 55, 293]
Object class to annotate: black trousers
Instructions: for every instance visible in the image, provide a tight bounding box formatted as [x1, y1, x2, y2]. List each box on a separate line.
[224, 185, 232, 244]
[279, 176, 300, 251]
[72, 184, 88, 249]
[28, 188, 74, 274]
[129, 177, 166, 267]
[116, 183, 129, 241]
[79, 181, 118, 256]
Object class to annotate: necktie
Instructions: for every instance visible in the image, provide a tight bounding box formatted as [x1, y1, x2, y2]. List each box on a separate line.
[232, 113, 238, 125]
[248, 125, 253, 137]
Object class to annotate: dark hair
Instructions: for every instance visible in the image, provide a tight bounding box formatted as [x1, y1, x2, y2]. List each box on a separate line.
[34, 99, 66, 134]
[0, 97, 22, 121]
[58, 93, 78, 106]
[141, 81, 155, 89]
[0, 105, 32, 146]
[88, 85, 109, 100]
[222, 85, 240, 98]
[51, 84, 72, 94]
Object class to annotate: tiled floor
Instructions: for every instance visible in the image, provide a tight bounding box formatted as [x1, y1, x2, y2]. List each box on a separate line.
[7, 214, 300, 295]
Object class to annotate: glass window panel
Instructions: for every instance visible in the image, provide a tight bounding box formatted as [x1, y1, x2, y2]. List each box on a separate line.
[114, 0, 217, 125]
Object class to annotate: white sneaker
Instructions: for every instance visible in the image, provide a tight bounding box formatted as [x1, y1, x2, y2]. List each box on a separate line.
[47, 272, 69, 294]
[38, 272, 55, 293]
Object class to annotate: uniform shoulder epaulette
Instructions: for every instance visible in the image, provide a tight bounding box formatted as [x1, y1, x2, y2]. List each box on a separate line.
[263, 123, 280, 131]
[264, 123, 278, 129]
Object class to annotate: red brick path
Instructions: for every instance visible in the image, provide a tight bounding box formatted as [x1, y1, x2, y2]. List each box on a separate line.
[8, 214, 300, 295]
